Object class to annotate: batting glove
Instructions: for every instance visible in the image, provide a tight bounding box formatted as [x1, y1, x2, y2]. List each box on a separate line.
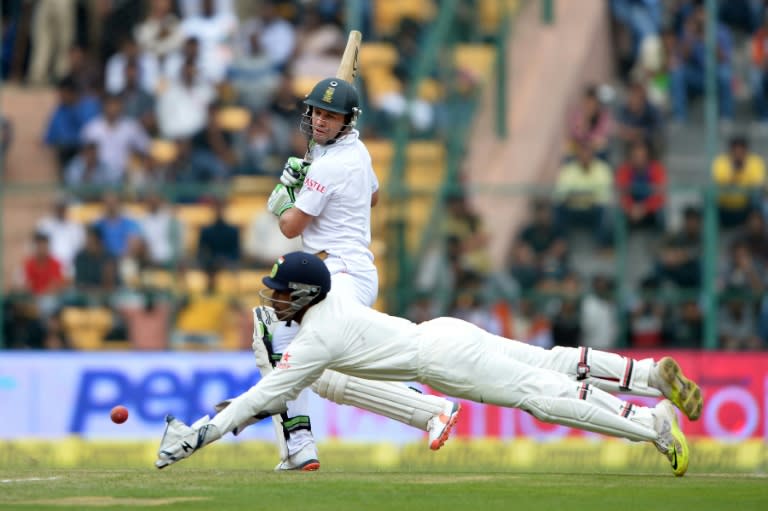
[267, 183, 296, 217]
[280, 157, 310, 188]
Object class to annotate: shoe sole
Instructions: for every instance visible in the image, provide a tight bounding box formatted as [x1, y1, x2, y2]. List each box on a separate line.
[299, 461, 320, 472]
[430, 403, 461, 451]
[658, 357, 703, 421]
[664, 402, 690, 477]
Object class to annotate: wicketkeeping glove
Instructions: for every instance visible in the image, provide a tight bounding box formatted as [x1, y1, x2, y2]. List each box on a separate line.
[280, 157, 310, 188]
[267, 183, 296, 217]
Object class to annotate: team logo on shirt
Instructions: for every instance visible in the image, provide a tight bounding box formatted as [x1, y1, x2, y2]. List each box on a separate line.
[270, 256, 285, 278]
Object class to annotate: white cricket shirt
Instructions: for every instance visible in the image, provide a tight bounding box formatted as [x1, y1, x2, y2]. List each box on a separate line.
[294, 130, 379, 274]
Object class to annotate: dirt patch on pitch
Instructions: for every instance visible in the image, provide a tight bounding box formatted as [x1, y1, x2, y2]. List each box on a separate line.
[21, 496, 209, 506]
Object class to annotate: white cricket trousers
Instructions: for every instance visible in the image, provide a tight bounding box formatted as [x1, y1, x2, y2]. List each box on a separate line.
[416, 317, 658, 442]
[271, 267, 378, 455]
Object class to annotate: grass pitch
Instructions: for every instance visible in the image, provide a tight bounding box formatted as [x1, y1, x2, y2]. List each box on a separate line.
[0, 469, 766, 511]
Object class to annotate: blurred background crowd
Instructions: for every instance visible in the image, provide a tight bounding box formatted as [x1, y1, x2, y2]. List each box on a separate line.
[1, 0, 767, 353]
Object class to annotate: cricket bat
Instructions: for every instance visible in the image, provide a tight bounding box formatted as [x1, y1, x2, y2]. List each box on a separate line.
[336, 30, 362, 83]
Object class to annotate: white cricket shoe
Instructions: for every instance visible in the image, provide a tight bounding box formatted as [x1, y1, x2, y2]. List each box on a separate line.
[155, 415, 218, 469]
[652, 400, 689, 477]
[274, 443, 320, 471]
[427, 401, 461, 451]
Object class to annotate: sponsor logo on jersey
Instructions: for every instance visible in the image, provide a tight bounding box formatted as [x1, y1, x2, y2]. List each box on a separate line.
[304, 178, 327, 193]
[277, 352, 292, 369]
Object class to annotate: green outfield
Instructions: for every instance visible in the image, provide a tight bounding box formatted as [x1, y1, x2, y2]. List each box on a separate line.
[0, 468, 766, 511]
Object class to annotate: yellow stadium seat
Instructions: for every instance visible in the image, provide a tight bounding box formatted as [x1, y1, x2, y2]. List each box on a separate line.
[68, 203, 103, 224]
[61, 307, 114, 350]
[360, 42, 399, 70]
[365, 71, 402, 101]
[407, 141, 445, 164]
[419, 78, 444, 102]
[293, 75, 323, 97]
[141, 269, 175, 290]
[231, 176, 275, 195]
[183, 270, 210, 295]
[239, 269, 267, 294]
[406, 162, 444, 191]
[455, 44, 496, 83]
[216, 106, 251, 132]
[215, 270, 239, 295]
[224, 203, 261, 229]
[480, 0, 520, 33]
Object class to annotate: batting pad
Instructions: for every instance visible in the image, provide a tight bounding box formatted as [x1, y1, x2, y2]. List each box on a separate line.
[312, 371, 448, 431]
[520, 395, 658, 443]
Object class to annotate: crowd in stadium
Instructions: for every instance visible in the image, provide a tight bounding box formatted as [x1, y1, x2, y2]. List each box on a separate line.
[1, 0, 767, 351]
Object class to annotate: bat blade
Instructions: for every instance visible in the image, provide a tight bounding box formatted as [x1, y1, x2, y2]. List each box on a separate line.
[336, 30, 362, 82]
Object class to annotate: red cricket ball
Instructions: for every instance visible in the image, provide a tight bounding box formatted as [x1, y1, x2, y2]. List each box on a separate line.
[110, 405, 129, 424]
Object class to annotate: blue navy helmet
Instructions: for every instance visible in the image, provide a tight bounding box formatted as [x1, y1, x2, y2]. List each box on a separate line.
[261, 251, 331, 320]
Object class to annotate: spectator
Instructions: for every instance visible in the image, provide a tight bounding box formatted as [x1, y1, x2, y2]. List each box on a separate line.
[442, 192, 493, 278]
[42, 309, 74, 350]
[711, 135, 766, 228]
[566, 84, 615, 161]
[669, 2, 734, 122]
[609, 0, 663, 70]
[92, 192, 144, 258]
[73, 225, 118, 300]
[156, 60, 216, 140]
[105, 34, 158, 95]
[626, 278, 665, 348]
[662, 300, 703, 348]
[81, 94, 151, 182]
[616, 81, 663, 153]
[64, 45, 103, 94]
[226, 33, 281, 113]
[553, 141, 614, 246]
[180, 0, 238, 83]
[138, 193, 185, 267]
[507, 243, 541, 292]
[242, 1, 296, 71]
[652, 205, 701, 289]
[171, 268, 230, 348]
[22, 232, 66, 319]
[197, 198, 241, 270]
[243, 209, 302, 267]
[43, 77, 100, 175]
[63, 141, 116, 190]
[514, 198, 569, 286]
[289, 7, 345, 79]
[120, 59, 157, 133]
[2, 298, 45, 350]
[615, 139, 667, 231]
[27, 0, 76, 86]
[580, 275, 619, 349]
[720, 239, 765, 297]
[738, 209, 768, 265]
[134, 0, 186, 61]
[551, 292, 583, 349]
[718, 288, 763, 350]
[750, 11, 768, 125]
[506, 298, 553, 348]
[36, 198, 86, 277]
[238, 110, 290, 175]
